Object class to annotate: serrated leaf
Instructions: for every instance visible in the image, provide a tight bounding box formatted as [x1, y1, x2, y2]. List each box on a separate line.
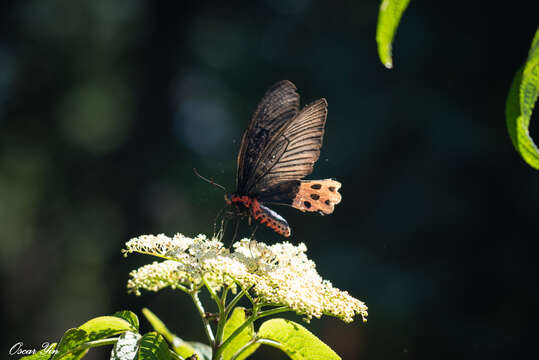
[19, 343, 57, 360]
[52, 328, 88, 360]
[79, 316, 136, 341]
[376, 0, 411, 69]
[257, 319, 341, 360]
[137, 332, 171, 360]
[506, 27, 539, 169]
[113, 311, 140, 331]
[221, 307, 258, 360]
[111, 331, 141, 360]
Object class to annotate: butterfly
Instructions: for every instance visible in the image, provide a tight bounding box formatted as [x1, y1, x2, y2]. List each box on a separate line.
[221, 80, 342, 237]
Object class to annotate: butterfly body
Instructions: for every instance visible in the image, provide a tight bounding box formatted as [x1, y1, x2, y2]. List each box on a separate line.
[228, 80, 342, 237]
[226, 194, 291, 237]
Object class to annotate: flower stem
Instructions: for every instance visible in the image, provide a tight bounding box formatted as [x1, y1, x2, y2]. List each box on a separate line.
[213, 305, 259, 360]
[224, 286, 250, 318]
[257, 306, 291, 318]
[203, 276, 222, 310]
[203, 277, 226, 353]
[229, 276, 255, 305]
[229, 338, 256, 360]
[191, 291, 215, 345]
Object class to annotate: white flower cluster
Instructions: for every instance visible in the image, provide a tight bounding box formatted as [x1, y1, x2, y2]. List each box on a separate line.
[125, 234, 234, 294]
[124, 234, 368, 323]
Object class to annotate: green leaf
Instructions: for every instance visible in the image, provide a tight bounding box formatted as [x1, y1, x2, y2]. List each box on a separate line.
[113, 311, 140, 331]
[257, 319, 341, 360]
[79, 316, 136, 341]
[376, 0, 411, 69]
[56, 349, 89, 360]
[142, 308, 175, 342]
[170, 341, 197, 359]
[221, 307, 258, 360]
[111, 331, 142, 360]
[141, 308, 197, 358]
[506, 27, 539, 169]
[52, 328, 89, 360]
[186, 342, 212, 360]
[19, 343, 57, 360]
[49, 316, 135, 360]
[137, 332, 171, 360]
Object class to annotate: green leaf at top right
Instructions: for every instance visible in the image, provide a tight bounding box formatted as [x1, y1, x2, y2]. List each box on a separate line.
[376, 0, 411, 69]
[506, 27, 539, 169]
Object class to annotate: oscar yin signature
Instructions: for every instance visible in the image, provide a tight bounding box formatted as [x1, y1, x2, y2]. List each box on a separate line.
[9, 342, 57, 356]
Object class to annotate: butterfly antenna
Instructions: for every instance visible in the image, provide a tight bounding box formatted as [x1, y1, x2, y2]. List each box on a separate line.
[193, 168, 227, 193]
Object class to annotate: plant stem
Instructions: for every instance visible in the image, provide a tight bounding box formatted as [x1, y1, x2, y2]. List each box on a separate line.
[222, 284, 232, 304]
[229, 276, 255, 305]
[224, 287, 248, 317]
[203, 276, 227, 353]
[203, 276, 222, 310]
[257, 306, 291, 318]
[214, 305, 227, 351]
[191, 291, 216, 345]
[55, 338, 118, 359]
[229, 338, 256, 360]
[229, 338, 281, 360]
[213, 304, 293, 360]
[213, 305, 259, 360]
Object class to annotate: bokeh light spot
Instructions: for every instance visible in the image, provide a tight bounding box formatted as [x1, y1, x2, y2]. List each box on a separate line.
[57, 78, 134, 154]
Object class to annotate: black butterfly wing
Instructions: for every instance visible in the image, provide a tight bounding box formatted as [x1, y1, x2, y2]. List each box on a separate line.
[240, 96, 327, 202]
[253, 99, 342, 215]
[236, 80, 300, 193]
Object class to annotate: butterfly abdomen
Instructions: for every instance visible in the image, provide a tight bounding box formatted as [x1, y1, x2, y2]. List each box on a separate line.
[230, 195, 291, 237]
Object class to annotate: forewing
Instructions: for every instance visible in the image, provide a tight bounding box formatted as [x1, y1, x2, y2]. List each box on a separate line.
[247, 98, 328, 194]
[236, 80, 299, 193]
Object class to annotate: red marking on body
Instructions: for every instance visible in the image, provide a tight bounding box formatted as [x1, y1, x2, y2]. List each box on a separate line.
[230, 195, 252, 208]
[229, 195, 291, 237]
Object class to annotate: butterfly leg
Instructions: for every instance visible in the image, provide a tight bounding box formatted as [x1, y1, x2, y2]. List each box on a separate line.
[218, 216, 228, 243]
[230, 219, 241, 246]
[213, 207, 226, 240]
[249, 224, 259, 240]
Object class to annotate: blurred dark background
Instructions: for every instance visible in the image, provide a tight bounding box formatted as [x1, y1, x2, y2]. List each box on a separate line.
[1, 1, 538, 359]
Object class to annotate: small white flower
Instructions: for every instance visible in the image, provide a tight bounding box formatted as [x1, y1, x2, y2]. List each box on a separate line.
[125, 234, 368, 323]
